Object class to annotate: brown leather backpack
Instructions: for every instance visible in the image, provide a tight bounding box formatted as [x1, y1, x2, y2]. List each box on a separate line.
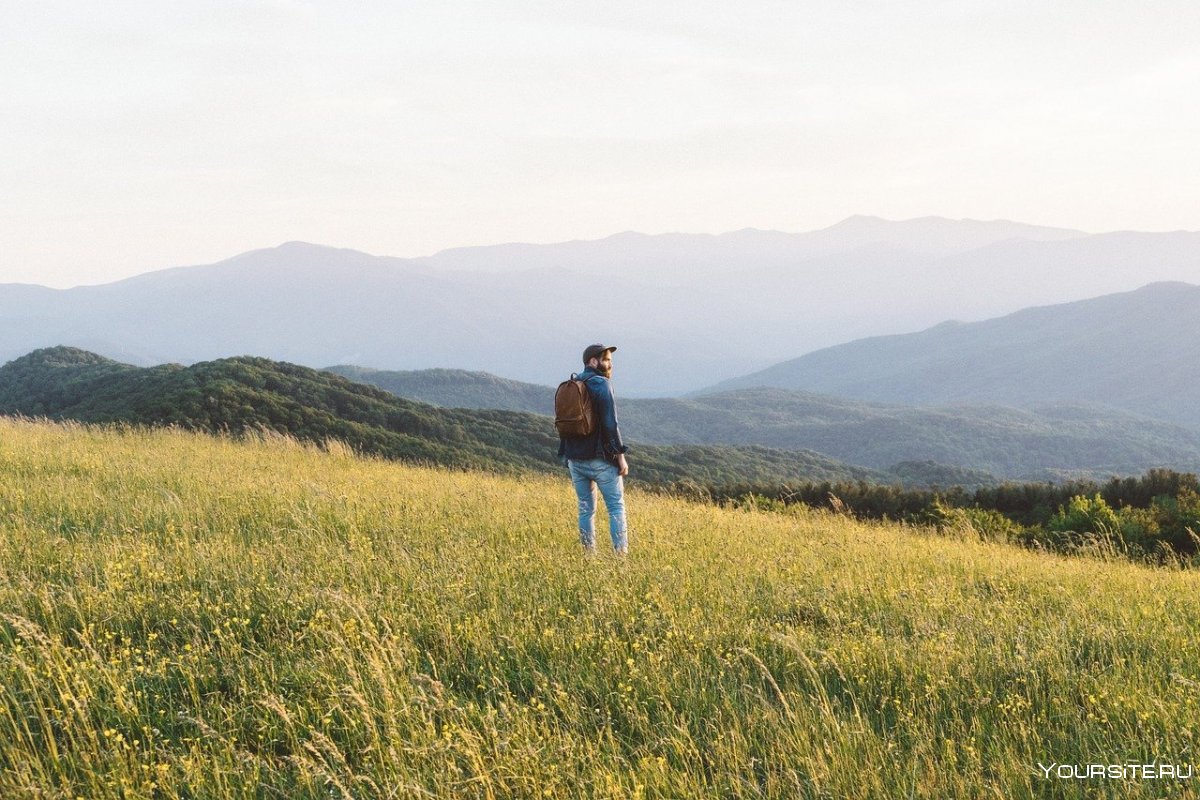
[554, 374, 597, 438]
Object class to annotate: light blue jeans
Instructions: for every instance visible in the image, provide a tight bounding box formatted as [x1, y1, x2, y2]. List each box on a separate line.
[567, 458, 628, 553]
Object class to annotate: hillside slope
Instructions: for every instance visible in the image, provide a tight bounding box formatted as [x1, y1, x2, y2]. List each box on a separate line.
[0, 418, 1197, 797]
[0, 347, 881, 487]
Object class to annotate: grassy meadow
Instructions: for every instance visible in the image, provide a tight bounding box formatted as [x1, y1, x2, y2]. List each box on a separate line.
[2, 418, 1200, 798]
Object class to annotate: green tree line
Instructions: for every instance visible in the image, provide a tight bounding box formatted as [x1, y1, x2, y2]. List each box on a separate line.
[694, 468, 1200, 562]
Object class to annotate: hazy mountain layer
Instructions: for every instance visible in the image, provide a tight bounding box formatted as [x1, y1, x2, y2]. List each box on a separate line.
[330, 364, 1200, 481]
[707, 282, 1200, 429]
[4, 217, 1199, 394]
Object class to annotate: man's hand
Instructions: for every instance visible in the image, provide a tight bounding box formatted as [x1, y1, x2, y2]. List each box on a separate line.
[616, 454, 629, 477]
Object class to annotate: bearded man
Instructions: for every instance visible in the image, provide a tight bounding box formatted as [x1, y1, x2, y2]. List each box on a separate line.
[556, 344, 630, 554]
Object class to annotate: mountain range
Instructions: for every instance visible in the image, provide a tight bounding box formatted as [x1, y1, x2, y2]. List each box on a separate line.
[5, 216, 1200, 394]
[705, 281, 1200, 428]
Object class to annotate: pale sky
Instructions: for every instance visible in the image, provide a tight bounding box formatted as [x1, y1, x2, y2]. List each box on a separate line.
[2, 0, 1198, 287]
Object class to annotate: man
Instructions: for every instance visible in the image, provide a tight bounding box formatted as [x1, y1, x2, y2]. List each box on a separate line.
[557, 343, 630, 554]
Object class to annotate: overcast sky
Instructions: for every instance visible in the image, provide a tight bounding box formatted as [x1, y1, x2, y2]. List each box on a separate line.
[2, 1, 1198, 287]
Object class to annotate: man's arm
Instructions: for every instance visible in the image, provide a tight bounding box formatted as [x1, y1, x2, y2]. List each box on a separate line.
[591, 377, 629, 474]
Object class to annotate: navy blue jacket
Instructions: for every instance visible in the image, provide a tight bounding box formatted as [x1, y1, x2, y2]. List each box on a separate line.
[557, 368, 629, 465]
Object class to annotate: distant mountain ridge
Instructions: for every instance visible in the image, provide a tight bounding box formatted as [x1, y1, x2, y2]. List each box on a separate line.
[705, 282, 1200, 428]
[417, 216, 1087, 274]
[5, 217, 1199, 394]
[329, 364, 1200, 481]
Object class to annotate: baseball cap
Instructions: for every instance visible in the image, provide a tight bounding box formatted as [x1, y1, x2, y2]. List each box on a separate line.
[582, 343, 617, 363]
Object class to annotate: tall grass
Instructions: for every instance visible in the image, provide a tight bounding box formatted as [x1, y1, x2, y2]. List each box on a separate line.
[1, 417, 1199, 798]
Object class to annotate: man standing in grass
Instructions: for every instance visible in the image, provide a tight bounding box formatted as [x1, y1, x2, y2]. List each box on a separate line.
[556, 344, 630, 554]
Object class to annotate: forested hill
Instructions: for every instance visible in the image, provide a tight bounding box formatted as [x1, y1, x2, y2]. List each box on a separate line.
[0, 347, 884, 487]
[326, 365, 551, 414]
[331, 366, 1200, 482]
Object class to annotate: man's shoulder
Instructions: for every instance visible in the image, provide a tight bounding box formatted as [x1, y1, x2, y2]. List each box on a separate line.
[580, 373, 612, 401]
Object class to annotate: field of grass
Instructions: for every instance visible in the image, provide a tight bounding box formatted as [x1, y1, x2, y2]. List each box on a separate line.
[2, 417, 1200, 798]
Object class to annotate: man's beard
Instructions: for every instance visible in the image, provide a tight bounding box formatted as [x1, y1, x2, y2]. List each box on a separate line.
[595, 363, 612, 378]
